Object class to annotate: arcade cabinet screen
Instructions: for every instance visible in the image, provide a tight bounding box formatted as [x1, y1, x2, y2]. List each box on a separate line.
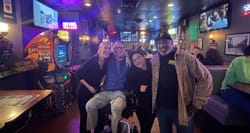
[33, 0, 59, 29]
[199, 3, 229, 32]
[57, 45, 68, 63]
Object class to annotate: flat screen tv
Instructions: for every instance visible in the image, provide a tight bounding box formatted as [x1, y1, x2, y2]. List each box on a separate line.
[56, 45, 68, 63]
[120, 31, 138, 42]
[199, 3, 230, 32]
[33, 0, 58, 29]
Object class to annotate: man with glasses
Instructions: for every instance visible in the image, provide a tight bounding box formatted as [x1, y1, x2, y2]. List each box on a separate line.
[151, 33, 213, 133]
[86, 41, 129, 133]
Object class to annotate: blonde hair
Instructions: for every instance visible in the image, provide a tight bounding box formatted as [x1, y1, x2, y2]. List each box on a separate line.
[97, 41, 111, 54]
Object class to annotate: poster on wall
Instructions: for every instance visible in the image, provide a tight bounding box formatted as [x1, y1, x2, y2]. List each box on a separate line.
[225, 33, 250, 56]
[0, 0, 16, 23]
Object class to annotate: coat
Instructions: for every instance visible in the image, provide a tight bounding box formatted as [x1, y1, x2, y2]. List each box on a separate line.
[151, 49, 213, 126]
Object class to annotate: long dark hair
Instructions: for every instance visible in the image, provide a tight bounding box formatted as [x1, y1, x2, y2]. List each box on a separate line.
[205, 48, 224, 65]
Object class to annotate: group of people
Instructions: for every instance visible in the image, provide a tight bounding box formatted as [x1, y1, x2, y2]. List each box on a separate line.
[76, 29, 250, 133]
[76, 32, 213, 133]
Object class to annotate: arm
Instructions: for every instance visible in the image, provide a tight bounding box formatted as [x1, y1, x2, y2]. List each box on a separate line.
[125, 52, 131, 67]
[188, 55, 213, 109]
[77, 58, 97, 94]
[80, 79, 97, 94]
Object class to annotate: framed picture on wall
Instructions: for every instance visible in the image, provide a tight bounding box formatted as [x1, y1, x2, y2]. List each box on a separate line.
[0, 0, 16, 23]
[197, 37, 203, 49]
[224, 33, 250, 56]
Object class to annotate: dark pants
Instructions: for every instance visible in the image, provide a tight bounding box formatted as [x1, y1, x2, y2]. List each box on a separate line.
[156, 107, 194, 133]
[78, 88, 92, 133]
[220, 88, 250, 120]
[136, 94, 155, 133]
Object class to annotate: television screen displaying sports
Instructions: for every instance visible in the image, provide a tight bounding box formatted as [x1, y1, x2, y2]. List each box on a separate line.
[33, 0, 58, 29]
[56, 45, 68, 63]
[199, 3, 229, 32]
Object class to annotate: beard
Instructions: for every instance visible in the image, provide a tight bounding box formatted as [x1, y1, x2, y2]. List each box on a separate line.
[158, 48, 170, 55]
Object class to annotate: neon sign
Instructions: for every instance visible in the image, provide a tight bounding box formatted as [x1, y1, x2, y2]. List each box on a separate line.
[62, 22, 78, 30]
[243, 3, 250, 16]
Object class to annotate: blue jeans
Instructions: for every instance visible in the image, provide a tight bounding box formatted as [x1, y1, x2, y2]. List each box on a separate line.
[220, 88, 250, 120]
[156, 107, 194, 133]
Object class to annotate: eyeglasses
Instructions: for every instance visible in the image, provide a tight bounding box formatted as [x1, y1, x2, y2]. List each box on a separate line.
[113, 46, 125, 50]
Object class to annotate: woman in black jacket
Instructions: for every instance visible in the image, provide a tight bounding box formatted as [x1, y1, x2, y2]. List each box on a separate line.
[125, 51, 155, 133]
[77, 42, 111, 133]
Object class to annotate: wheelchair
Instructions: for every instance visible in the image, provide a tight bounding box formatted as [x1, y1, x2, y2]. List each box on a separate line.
[97, 91, 139, 133]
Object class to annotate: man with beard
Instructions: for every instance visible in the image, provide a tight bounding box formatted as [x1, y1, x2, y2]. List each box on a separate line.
[151, 33, 213, 133]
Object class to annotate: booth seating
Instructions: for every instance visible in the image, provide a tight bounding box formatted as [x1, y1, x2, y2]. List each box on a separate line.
[204, 66, 250, 125]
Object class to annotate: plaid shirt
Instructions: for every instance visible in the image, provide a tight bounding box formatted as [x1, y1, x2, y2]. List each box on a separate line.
[151, 49, 213, 126]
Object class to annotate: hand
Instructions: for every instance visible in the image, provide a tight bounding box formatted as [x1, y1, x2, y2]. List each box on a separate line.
[88, 86, 97, 94]
[140, 85, 147, 92]
[186, 104, 198, 117]
[125, 56, 131, 67]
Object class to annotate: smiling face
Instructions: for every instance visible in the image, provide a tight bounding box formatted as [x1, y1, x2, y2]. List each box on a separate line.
[156, 39, 173, 56]
[98, 42, 111, 59]
[132, 53, 146, 69]
[112, 41, 126, 59]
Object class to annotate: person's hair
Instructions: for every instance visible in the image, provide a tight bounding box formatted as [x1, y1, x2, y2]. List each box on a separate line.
[205, 48, 224, 64]
[243, 45, 250, 56]
[113, 41, 124, 47]
[98, 41, 110, 49]
[128, 50, 146, 67]
[97, 41, 111, 54]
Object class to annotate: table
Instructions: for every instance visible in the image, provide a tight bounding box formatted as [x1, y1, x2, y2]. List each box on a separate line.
[227, 82, 250, 94]
[0, 90, 52, 129]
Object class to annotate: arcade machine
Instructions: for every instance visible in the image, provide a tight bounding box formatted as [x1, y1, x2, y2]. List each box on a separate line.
[24, 29, 72, 114]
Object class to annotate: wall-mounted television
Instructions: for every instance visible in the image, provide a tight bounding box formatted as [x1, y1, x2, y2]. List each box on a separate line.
[33, 0, 58, 29]
[199, 3, 230, 32]
[120, 31, 138, 42]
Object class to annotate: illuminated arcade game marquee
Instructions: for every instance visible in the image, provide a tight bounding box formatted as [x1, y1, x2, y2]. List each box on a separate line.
[24, 29, 72, 113]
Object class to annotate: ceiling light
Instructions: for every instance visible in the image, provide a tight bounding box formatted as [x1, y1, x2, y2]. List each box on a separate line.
[153, 16, 157, 19]
[168, 3, 174, 7]
[117, 8, 121, 14]
[84, 2, 91, 7]
[149, 20, 152, 23]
